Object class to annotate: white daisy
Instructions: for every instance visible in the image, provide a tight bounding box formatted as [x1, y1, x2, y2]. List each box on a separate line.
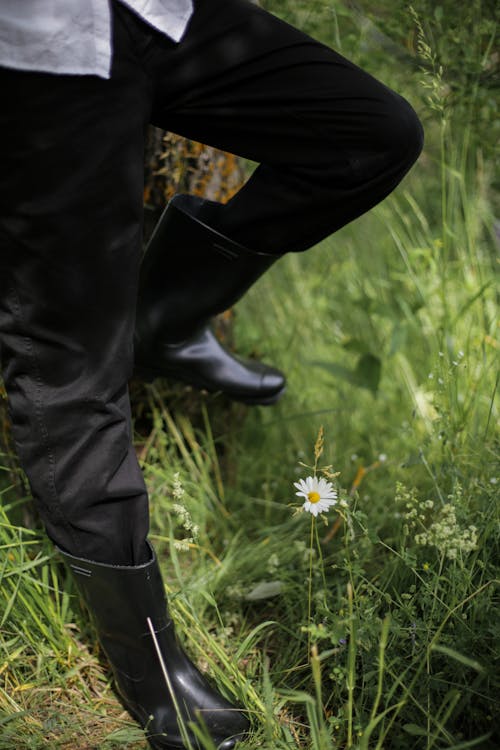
[294, 475, 338, 517]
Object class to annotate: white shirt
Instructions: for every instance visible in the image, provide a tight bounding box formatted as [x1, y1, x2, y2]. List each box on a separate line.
[0, 0, 194, 79]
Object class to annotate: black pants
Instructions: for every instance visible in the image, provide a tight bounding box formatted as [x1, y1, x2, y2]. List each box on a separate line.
[0, 0, 423, 564]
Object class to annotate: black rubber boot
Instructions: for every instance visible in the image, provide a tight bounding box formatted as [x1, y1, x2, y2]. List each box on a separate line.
[60, 544, 249, 749]
[134, 194, 286, 405]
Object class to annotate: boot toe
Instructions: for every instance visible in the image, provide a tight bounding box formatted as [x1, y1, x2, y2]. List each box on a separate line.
[261, 368, 286, 396]
[136, 325, 286, 405]
[217, 738, 242, 750]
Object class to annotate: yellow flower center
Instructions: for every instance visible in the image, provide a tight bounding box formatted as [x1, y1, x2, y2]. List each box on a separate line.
[308, 491, 321, 504]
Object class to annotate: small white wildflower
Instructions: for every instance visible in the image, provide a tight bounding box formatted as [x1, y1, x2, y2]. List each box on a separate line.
[173, 539, 192, 552]
[172, 500, 199, 539]
[226, 585, 244, 599]
[293, 539, 312, 564]
[350, 454, 358, 461]
[294, 475, 338, 517]
[414, 501, 478, 559]
[172, 502, 188, 519]
[267, 553, 280, 574]
[378, 453, 387, 463]
[490, 477, 498, 485]
[172, 472, 185, 500]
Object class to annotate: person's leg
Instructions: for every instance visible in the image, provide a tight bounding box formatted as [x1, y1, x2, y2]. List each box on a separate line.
[152, 0, 424, 252]
[0, 7, 249, 746]
[134, 0, 423, 384]
[0, 21, 151, 565]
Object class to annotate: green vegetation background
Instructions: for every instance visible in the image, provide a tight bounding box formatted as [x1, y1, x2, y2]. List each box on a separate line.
[1, 1, 498, 748]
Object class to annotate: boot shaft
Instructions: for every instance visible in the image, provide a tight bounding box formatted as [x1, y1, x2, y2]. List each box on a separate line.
[59, 544, 249, 748]
[137, 193, 278, 344]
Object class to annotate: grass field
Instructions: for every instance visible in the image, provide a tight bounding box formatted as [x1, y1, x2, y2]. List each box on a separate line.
[1, 1, 498, 748]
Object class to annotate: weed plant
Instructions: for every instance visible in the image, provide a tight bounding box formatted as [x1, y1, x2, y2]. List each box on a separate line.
[1, 1, 499, 749]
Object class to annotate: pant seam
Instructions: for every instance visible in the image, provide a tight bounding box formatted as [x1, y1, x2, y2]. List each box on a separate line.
[7, 279, 79, 548]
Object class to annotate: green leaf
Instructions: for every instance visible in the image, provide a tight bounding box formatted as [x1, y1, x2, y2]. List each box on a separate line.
[312, 353, 381, 395]
[354, 353, 382, 394]
[431, 643, 485, 672]
[451, 280, 493, 326]
[198, 588, 218, 607]
[104, 726, 147, 741]
[389, 323, 408, 356]
[341, 337, 369, 353]
[366, 528, 380, 544]
[403, 723, 428, 736]
[245, 580, 283, 601]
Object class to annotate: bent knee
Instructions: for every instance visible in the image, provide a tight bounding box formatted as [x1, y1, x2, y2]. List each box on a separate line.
[382, 93, 424, 171]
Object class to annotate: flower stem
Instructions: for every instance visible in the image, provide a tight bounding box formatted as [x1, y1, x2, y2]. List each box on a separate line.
[347, 581, 355, 748]
[315, 516, 327, 597]
[307, 514, 315, 660]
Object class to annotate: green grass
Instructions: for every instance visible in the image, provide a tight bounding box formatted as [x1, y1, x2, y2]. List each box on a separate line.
[1, 1, 499, 748]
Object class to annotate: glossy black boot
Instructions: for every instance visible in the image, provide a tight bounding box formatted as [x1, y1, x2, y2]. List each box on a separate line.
[60, 544, 249, 749]
[135, 194, 286, 405]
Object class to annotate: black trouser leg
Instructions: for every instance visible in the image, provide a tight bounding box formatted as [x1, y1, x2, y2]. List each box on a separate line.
[0, 10, 153, 564]
[145, 0, 423, 253]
